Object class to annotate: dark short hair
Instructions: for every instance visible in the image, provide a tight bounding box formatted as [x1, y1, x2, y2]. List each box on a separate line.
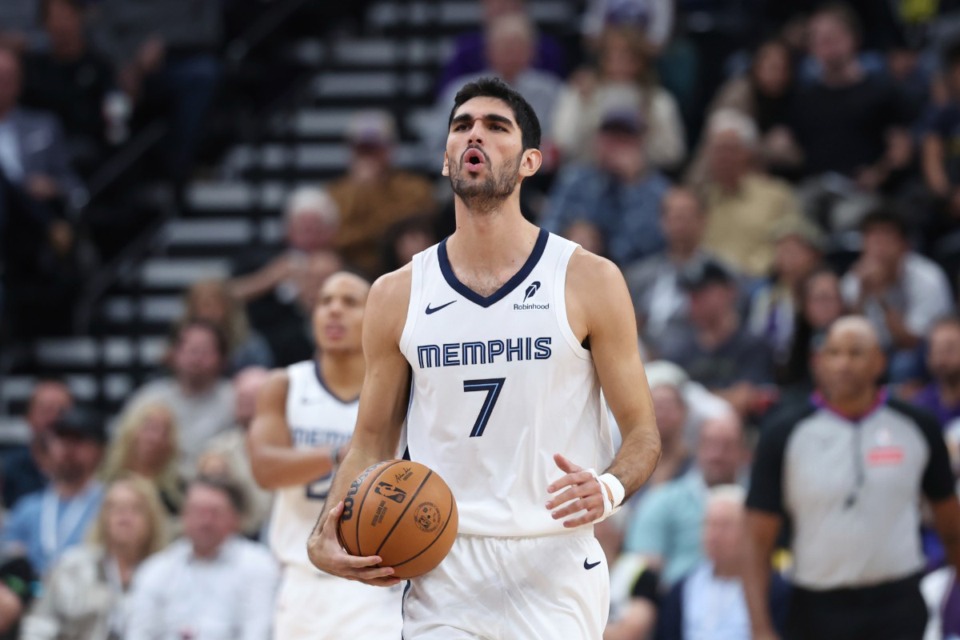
[190, 475, 247, 516]
[859, 207, 909, 239]
[448, 77, 541, 151]
[51, 407, 107, 444]
[170, 319, 229, 358]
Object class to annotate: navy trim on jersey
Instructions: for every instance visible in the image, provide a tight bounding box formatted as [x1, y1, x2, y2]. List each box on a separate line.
[313, 360, 360, 405]
[437, 228, 549, 308]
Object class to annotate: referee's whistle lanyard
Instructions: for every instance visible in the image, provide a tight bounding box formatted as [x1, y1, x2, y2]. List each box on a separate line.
[845, 422, 865, 509]
[40, 483, 103, 561]
[811, 388, 886, 509]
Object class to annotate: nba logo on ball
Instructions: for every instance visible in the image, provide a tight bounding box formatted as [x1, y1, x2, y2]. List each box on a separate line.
[338, 460, 458, 579]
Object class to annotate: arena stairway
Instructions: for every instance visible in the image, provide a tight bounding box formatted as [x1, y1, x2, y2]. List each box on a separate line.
[0, 0, 581, 436]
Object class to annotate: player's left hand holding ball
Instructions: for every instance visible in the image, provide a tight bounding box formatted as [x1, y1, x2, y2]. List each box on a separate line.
[545, 454, 608, 527]
[306, 501, 402, 587]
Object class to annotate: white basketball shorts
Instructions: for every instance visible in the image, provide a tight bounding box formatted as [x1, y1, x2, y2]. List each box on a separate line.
[273, 564, 403, 640]
[402, 531, 610, 639]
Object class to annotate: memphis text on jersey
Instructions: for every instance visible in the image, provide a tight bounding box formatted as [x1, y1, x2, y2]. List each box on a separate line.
[417, 337, 553, 369]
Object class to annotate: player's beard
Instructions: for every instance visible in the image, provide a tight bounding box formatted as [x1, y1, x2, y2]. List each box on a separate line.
[449, 150, 522, 215]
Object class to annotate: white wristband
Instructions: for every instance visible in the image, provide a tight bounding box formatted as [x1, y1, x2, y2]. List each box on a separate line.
[587, 469, 625, 522]
[599, 472, 626, 509]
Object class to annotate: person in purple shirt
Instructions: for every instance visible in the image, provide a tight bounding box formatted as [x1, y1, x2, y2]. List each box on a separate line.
[911, 316, 960, 428]
[435, 0, 566, 94]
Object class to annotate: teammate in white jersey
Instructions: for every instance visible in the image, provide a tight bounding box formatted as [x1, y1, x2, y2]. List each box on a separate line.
[307, 78, 661, 639]
[249, 272, 402, 639]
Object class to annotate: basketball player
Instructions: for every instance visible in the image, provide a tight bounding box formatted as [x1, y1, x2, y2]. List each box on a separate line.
[308, 78, 661, 638]
[249, 271, 402, 639]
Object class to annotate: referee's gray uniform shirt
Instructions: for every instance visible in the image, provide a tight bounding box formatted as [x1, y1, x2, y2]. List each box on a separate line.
[747, 393, 955, 590]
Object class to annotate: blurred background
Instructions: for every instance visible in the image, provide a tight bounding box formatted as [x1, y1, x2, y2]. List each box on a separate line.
[3, 0, 960, 637]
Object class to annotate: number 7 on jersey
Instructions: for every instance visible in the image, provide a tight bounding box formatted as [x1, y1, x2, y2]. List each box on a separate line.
[463, 378, 505, 437]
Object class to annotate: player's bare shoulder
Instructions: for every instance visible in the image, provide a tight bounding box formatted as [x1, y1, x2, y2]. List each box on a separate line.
[366, 263, 414, 344]
[259, 368, 291, 407]
[565, 247, 632, 337]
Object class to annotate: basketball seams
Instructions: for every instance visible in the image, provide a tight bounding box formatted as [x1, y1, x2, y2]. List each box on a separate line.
[339, 459, 391, 556]
[391, 485, 457, 571]
[373, 469, 434, 556]
[353, 460, 401, 555]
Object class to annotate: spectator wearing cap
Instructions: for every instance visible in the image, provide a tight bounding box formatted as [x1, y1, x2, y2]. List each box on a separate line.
[125, 476, 279, 640]
[0, 379, 72, 509]
[327, 109, 436, 277]
[746, 218, 827, 372]
[841, 207, 953, 382]
[0, 408, 106, 576]
[657, 258, 777, 417]
[623, 187, 719, 347]
[551, 25, 685, 169]
[541, 100, 670, 266]
[118, 320, 234, 477]
[624, 413, 748, 588]
[744, 317, 960, 640]
[231, 186, 342, 366]
[694, 109, 804, 279]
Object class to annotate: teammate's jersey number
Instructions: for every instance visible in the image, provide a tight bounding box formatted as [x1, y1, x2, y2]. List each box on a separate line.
[464, 378, 505, 437]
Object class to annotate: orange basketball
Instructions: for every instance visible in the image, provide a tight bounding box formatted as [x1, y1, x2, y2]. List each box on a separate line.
[337, 459, 458, 579]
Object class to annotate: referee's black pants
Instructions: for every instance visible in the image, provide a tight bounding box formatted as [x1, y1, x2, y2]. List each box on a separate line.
[786, 574, 927, 640]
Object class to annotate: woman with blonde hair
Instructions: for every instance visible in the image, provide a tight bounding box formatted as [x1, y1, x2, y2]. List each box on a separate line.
[21, 474, 170, 640]
[552, 24, 686, 169]
[181, 278, 274, 373]
[102, 402, 184, 515]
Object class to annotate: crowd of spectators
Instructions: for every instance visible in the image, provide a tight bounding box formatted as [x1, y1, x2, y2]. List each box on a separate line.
[9, 0, 960, 637]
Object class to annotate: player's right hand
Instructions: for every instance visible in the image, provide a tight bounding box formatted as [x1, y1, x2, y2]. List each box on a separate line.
[306, 500, 402, 587]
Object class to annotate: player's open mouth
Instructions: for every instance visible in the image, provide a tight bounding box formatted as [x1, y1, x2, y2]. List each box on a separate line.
[463, 148, 486, 169]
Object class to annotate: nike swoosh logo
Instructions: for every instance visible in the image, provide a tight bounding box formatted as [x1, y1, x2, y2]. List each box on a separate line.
[583, 558, 601, 570]
[425, 300, 456, 315]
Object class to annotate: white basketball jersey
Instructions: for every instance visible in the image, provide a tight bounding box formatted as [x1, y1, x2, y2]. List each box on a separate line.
[399, 229, 615, 537]
[268, 360, 357, 568]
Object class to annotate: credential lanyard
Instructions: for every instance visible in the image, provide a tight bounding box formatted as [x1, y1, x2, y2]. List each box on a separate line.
[40, 485, 100, 560]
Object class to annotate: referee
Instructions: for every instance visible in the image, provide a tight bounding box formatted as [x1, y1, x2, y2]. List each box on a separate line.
[744, 316, 960, 640]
